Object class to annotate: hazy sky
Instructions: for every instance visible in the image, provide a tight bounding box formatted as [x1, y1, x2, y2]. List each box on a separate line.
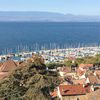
[0, 0, 100, 15]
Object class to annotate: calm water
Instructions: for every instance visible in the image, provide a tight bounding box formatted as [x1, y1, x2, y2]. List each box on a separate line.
[0, 22, 100, 53]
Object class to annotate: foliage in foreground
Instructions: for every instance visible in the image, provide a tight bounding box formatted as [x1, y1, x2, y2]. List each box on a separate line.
[0, 55, 59, 100]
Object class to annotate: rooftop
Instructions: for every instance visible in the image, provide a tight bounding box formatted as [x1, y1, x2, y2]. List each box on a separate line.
[59, 84, 86, 96]
[0, 60, 17, 72]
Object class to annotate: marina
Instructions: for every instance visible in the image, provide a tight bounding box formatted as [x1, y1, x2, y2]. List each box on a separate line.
[1, 46, 100, 63]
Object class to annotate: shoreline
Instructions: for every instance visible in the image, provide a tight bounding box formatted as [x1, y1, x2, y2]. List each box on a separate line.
[0, 46, 100, 63]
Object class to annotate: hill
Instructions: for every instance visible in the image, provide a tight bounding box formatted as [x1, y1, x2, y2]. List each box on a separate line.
[0, 11, 100, 22]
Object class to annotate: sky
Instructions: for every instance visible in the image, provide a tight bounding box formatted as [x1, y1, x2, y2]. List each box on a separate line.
[0, 0, 100, 15]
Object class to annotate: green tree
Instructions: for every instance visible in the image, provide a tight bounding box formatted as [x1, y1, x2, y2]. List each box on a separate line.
[75, 58, 85, 65]
[46, 62, 64, 69]
[0, 56, 59, 100]
[64, 60, 72, 67]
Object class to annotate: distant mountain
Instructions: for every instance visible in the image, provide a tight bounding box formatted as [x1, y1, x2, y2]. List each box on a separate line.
[0, 11, 100, 22]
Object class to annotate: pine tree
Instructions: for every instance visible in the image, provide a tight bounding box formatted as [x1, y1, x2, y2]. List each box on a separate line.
[0, 55, 59, 100]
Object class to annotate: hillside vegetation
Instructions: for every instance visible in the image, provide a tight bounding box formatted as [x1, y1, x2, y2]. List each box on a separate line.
[64, 54, 100, 67]
[0, 55, 59, 100]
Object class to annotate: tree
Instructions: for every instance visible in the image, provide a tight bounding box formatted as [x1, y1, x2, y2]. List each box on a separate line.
[46, 62, 64, 69]
[64, 60, 72, 67]
[0, 55, 59, 100]
[75, 58, 85, 65]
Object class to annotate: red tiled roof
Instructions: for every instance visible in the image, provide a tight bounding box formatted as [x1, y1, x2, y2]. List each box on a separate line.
[77, 68, 85, 76]
[0, 60, 17, 72]
[79, 64, 93, 68]
[77, 64, 93, 76]
[79, 64, 86, 68]
[0, 72, 8, 79]
[88, 75, 98, 84]
[87, 64, 93, 67]
[59, 85, 86, 96]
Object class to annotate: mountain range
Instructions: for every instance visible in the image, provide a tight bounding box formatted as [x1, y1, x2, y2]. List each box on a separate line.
[0, 11, 100, 22]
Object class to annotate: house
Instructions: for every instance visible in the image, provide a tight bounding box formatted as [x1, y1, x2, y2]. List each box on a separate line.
[77, 68, 86, 76]
[73, 78, 86, 85]
[57, 67, 71, 77]
[95, 70, 100, 79]
[85, 75, 98, 92]
[50, 84, 94, 100]
[58, 84, 86, 100]
[59, 84, 86, 95]
[77, 64, 87, 77]
[64, 76, 73, 85]
[0, 60, 18, 79]
[77, 64, 93, 79]
[79, 64, 93, 71]
[88, 74, 100, 90]
[87, 75, 98, 85]
[0, 60, 17, 72]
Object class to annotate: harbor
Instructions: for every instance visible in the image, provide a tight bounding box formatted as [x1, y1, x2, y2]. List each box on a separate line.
[0, 46, 100, 63]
